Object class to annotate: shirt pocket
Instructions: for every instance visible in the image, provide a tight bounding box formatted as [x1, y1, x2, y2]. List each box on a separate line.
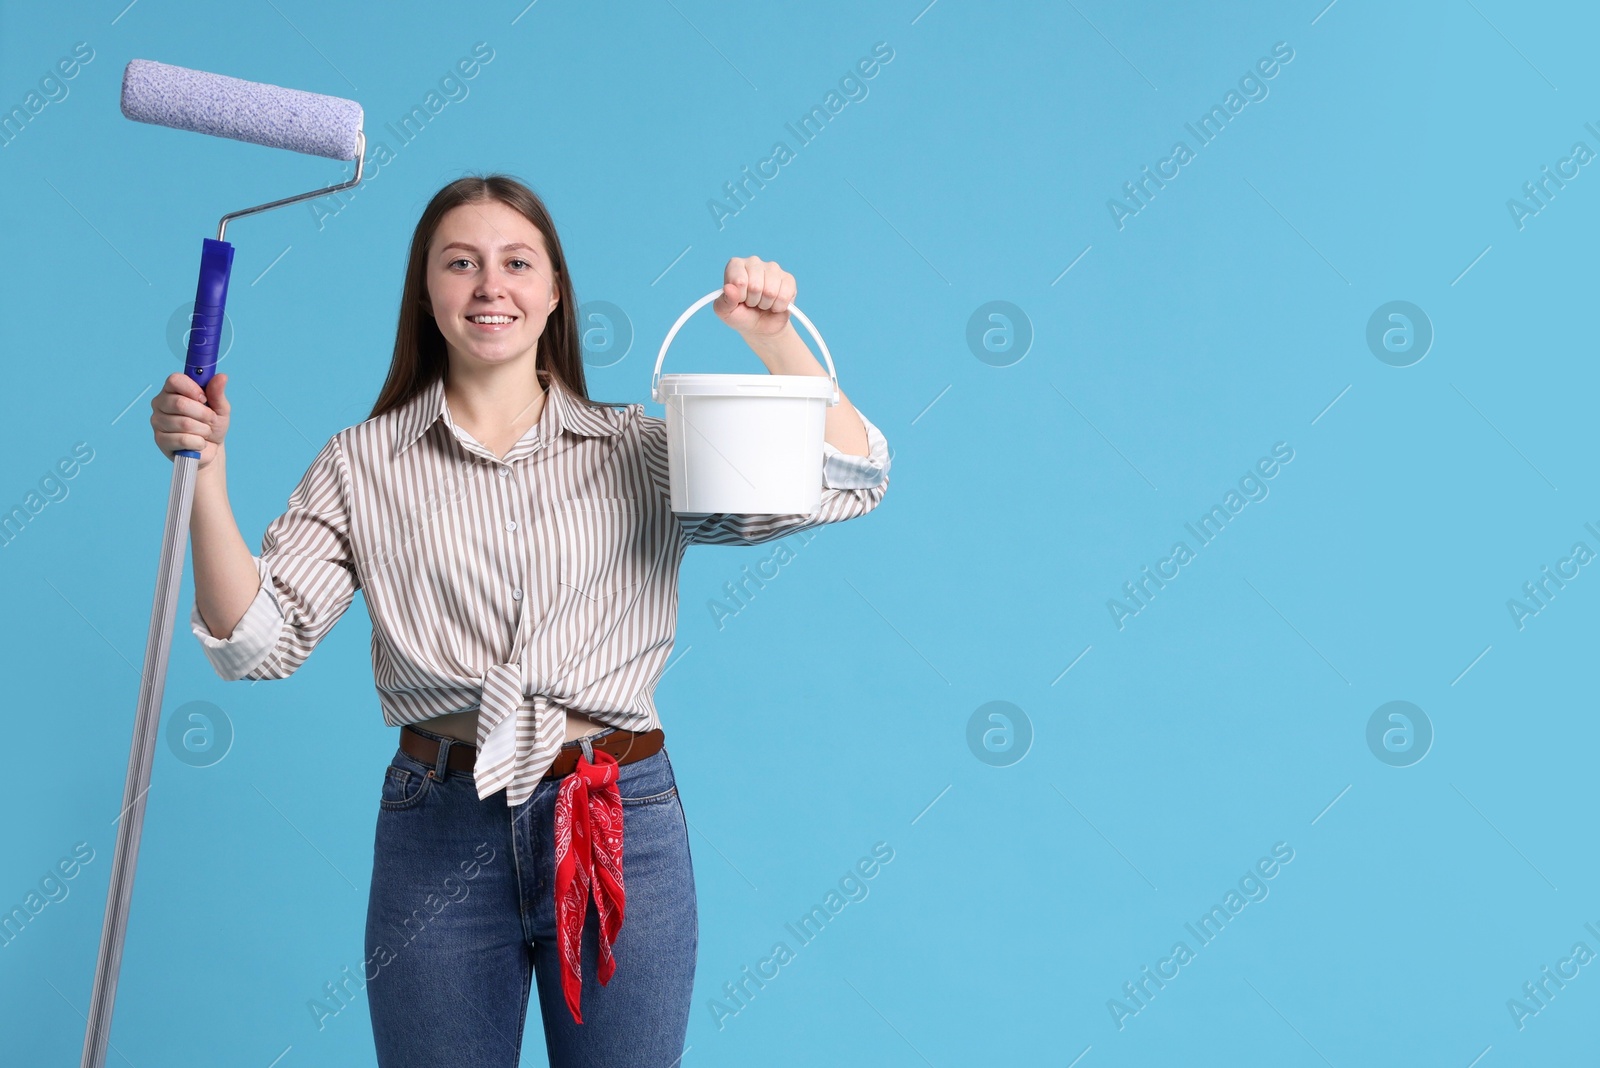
[554, 498, 644, 602]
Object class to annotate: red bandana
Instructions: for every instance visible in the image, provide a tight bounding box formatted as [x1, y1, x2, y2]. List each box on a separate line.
[553, 747, 626, 1024]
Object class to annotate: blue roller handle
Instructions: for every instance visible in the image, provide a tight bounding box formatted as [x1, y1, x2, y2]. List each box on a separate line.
[177, 237, 235, 458]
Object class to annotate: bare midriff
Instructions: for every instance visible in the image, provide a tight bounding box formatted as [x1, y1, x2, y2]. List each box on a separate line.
[414, 707, 614, 746]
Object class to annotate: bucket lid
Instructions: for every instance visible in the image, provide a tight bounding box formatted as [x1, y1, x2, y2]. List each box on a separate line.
[656, 372, 836, 399]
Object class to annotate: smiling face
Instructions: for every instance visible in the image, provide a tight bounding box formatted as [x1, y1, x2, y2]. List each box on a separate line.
[423, 198, 560, 374]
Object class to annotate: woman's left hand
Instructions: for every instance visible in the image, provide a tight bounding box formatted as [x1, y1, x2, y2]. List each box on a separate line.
[713, 256, 796, 340]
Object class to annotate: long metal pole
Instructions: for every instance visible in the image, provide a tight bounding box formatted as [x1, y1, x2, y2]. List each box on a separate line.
[79, 453, 197, 1068]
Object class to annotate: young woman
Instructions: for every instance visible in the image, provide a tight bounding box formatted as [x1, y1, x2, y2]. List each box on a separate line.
[149, 174, 891, 1067]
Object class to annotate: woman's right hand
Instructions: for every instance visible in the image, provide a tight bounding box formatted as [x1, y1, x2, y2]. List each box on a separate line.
[151, 371, 230, 468]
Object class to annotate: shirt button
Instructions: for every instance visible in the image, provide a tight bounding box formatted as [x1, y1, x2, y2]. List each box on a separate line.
[497, 467, 510, 478]
[512, 588, 524, 601]
[505, 519, 518, 532]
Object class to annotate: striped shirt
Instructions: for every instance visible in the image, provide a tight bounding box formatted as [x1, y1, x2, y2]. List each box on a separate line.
[191, 368, 891, 806]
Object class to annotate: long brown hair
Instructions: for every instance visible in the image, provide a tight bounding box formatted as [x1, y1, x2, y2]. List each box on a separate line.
[367, 174, 619, 420]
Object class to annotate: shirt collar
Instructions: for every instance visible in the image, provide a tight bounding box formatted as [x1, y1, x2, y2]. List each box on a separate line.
[392, 370, 624, 458]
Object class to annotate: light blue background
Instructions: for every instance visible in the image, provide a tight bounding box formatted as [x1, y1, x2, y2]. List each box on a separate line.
[3, 0, 1597, 1064]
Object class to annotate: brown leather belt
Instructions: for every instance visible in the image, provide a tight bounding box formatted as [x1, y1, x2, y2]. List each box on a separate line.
[400, 723, 665, 780]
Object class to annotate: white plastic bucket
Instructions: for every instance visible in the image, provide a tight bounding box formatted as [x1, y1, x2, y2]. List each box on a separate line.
[651, 289, 841, 515]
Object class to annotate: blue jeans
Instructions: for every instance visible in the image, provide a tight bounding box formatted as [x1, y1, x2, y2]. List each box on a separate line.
[364, 725, 698, 1067]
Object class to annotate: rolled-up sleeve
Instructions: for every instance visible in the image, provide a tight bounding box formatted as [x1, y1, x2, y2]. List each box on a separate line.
[819, 409, 892, 490]
[660, 406, 892, 547]
[190, 435, 361, 681]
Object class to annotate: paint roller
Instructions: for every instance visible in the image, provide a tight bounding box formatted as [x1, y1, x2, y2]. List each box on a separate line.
[79, 60, 365, 1068]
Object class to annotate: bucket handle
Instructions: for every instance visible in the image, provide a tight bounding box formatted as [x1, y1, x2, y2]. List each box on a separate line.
[652, 289, 840, 406]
